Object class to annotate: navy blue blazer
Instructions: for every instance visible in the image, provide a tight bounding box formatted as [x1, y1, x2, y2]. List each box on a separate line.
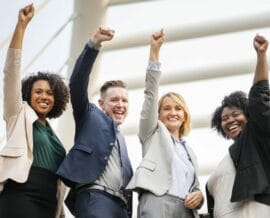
[57, 44, 119, 187]
[57, 44, 134, 216]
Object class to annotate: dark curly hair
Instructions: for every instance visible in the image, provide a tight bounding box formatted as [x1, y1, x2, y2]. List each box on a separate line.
[21, 71, 69, 119]
[211, 91, 249, 139]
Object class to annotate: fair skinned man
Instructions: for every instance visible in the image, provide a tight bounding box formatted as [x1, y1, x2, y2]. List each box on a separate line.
[57, 27, 133, 218]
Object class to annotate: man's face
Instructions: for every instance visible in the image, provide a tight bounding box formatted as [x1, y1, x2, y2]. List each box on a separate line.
[98, 87, 128, 125]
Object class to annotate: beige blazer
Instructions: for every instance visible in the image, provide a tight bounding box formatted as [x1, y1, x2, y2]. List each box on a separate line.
[0, 48, 66, 218]
[126, 69, 201, 217]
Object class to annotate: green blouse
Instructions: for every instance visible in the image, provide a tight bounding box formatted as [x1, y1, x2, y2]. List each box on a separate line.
[32, 121, 66, 173]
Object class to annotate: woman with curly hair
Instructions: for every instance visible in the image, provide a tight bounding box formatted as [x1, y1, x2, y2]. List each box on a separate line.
[206, 34, 270, 218]
[0, 4, 69, 218]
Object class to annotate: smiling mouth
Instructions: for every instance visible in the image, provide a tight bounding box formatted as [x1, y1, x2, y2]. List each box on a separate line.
[168, 118, 178, 121]
[114, 111, 125, 116]
[37, 101, 51, 109]
[227, 124, 242, 136]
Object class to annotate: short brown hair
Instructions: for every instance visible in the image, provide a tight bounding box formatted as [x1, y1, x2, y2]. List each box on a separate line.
[100, 80, 127, 98]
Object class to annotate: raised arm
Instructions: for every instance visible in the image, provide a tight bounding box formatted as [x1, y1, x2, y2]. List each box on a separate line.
[3, 4, 34, 120]
[139, 30, 165, 145]
[69, 27, 115, 118]
[9, 4, 34, 49]
[253, 34, 268, 84]
[149, 29, 164, 62]
[248, 35, 270, 135]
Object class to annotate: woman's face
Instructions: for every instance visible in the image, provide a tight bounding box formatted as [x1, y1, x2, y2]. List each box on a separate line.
[159, 96, 186, 137]
[221, 106, 247, 140]
[30, 80, 55, 119]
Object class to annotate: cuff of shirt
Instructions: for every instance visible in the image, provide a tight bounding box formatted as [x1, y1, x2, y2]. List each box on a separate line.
[87, 39, 102, 50]
[147, 60, 161, 71]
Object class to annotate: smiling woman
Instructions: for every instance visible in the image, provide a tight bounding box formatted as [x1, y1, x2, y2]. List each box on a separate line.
[220, 96, 248, 140]
[30, 80, 55, 118]
[0, 4, 69, 218]
[206, 35, 270, 218]
[158, 92, 191, 139]
[21, 71, 69, 124]
[127, 30, 204, 218]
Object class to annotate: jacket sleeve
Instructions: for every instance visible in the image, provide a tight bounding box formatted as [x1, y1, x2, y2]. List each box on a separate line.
[138, 69, 161, 152]
[69, 44, 99, 121]
[188, 144, 204, 209]
[3, 48, 23, 121]
[248, 80, 270, 136]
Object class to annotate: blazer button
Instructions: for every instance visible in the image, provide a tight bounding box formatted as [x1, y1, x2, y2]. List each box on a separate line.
[109, 142, 114, 146]
[104, 156, 108, 161]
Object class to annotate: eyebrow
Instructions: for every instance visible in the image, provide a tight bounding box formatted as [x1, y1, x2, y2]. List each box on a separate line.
[33, 88, 53, 93]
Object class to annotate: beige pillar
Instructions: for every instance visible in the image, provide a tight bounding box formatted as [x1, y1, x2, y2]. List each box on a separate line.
[57, 0, 108, 150]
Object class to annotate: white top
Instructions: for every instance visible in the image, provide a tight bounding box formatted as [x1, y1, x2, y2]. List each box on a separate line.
[207, 154, 270, 218]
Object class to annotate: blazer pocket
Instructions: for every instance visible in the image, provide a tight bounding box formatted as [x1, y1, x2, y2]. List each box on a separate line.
[139, 159, 156, 171]
[72, 144, 93, 154]
[0, 146, 24, 157]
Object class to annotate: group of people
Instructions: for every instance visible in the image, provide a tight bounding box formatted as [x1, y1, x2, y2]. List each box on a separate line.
[0, 4, 270, 218]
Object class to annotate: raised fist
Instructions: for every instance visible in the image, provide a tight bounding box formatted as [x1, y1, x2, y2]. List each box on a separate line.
[151, 29, 165, 50]
[254, 34, 268, 53]
[92, 27, 115, 45]
[18, 4, 35, 27]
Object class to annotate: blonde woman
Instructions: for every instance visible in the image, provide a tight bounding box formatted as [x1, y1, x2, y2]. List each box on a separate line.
[127, 30, 203, 218]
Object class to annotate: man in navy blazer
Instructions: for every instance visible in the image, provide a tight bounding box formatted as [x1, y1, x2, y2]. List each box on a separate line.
[57, 27, 133, 218]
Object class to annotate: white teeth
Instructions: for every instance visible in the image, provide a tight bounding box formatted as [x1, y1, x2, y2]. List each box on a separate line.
[168, 117, 178, 121]
[39, 102, 48, 107]
[114, 111, 123, 115]
[228, 125, 238, 131]
[38, 101, 49, 107]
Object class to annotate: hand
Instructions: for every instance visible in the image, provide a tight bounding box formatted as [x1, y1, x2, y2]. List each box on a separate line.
[254, 34, 268, 54]
[151, 29, 165, 51]
[92, 26, 115, 45]
[149, 29, 165, 61]
[184, 191, 203, 209]
[18, 4, 35, 28]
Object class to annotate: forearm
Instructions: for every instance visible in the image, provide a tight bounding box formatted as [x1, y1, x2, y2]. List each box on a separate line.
[253, 52, 269, 84]
[149, 47, 160, 62]
[9, 22, 27, 49]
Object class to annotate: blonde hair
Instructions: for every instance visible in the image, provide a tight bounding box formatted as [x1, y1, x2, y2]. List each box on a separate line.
[158, 92, 191, 137]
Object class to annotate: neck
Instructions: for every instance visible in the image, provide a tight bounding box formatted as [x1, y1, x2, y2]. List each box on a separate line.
[37, 117, 47, 126]
[169, 129, 180, 140]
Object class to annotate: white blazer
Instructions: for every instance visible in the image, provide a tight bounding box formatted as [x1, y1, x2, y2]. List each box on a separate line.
[127, 69, 201, 216]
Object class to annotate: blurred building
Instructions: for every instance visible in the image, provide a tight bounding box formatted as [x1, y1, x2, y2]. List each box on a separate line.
[1, 0, 270, 217]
